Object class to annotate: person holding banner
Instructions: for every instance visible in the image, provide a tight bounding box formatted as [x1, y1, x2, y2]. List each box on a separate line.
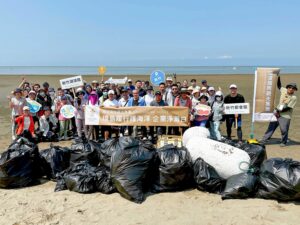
[224, 84, 245, 143]
[144, 86, 154, 106]
[87, 91, 100, 141]
[103, 90, 120, 140]
[260, 77, 298, 147]
[127, 89, 147, 139]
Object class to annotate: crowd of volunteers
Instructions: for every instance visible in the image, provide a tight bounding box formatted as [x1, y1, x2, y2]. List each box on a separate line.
[7, 75, 297, 146]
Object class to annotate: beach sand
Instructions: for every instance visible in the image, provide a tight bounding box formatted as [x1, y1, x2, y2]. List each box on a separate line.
[0, 74, 299, 225]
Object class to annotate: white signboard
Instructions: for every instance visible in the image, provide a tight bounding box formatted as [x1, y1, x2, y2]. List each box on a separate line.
[105, 77, 127, 84]
[224, 103, 250, 115]
[85, 105, 100, 125]
[60, 76, 84, 89]
[253, 113, 277, 122]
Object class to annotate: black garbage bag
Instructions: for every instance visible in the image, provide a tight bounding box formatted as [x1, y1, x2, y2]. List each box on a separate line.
[55, 162, 115, 194]
[0, 137, 43, 188]
[70, 138, 99, 166]
[111, 137, 157, 203]
[40, 145, 71, 180]
[238, 143, 266, 169]
[152, 144, 193, 193]
[222, 172, 258, 199]
[193, 157, 226, 194]
[257, 158, 300, 201]
[98, 138, 123, 169]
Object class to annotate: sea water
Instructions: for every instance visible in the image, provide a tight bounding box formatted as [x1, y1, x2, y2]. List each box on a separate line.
[0, 66, 300, 75]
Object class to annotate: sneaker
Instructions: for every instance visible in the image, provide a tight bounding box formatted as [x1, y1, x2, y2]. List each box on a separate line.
[259, 139, 268, 145]
[280, 143, 287, 147]
[119, 133, 124, 137]
[147, 136, 152, 141]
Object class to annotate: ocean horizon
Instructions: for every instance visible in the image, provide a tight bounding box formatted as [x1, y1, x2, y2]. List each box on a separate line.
[1, 66, 300, 76]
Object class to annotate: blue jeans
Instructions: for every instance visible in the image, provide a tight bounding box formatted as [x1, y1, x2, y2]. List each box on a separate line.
[210, 121, 222, 140]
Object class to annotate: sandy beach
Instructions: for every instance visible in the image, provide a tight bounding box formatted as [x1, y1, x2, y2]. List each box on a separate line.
[0, 74, 300, 225]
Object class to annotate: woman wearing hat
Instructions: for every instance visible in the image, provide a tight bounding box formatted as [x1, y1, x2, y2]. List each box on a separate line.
[192, 95, 211, 127]
[191, 88, 200, 108]
[174, 87, 192, 110]
[86, 91, 100, 141]
[8, 88, 27, 140]
[15, 106, 36, 141]
[260, 76, 298, 147]
[74, 90, 88, 139]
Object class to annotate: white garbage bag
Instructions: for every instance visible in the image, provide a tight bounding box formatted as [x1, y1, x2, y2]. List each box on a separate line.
[186, 138, 250, 179]
[183, 127, 210, 147]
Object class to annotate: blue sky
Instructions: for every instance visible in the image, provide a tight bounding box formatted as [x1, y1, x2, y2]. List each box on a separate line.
[0, 0, 299, 66]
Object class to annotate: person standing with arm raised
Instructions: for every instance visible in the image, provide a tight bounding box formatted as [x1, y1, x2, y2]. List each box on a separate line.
[260, 76, 298, 147]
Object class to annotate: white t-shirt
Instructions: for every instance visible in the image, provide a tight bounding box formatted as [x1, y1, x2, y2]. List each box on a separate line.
[119, 97, 129, 107]
[11, 97, 26, 117]
[144, 94, 154, 106]
[103, 99, 119, 107]
[24, 116, 30, 130]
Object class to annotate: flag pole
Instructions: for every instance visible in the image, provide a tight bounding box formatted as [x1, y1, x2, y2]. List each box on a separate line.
[249, 70, 258, 141]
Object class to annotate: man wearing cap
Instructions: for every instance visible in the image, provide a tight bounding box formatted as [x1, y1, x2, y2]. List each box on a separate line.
[189, 79, 200, 91]
[119, 87, 130, 107]
[128, 79, 135, 91]
[224, 84, 245, 142]
[8, 88, 27, 140]
[149, 91, 168, 138]
[260, 76, 298, 147]
[144, 86, 154, 106]
[201, 80, 209, 89]
[166, 77, 173, 93]
[102, 90, 120, 140]
[208, 87, 216, 105]
[15, 106, 36, 141]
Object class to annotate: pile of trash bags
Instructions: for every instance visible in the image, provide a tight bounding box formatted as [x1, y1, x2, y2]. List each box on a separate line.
[1, 127, 300, 204]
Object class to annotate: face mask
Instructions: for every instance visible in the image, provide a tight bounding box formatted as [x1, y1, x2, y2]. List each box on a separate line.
[40, 92, 45, 97]
[216, 96, 222, 101]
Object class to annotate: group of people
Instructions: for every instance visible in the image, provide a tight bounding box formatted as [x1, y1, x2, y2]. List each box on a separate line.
[8, 75, 297, 146]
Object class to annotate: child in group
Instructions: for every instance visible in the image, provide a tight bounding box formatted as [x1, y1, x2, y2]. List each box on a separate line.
[192, 95, 211, 127]
[55, 95, 70, 141]
[209, 91, 225, 140]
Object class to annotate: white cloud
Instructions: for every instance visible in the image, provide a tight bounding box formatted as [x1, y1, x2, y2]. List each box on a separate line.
[217, 55, 233, 59]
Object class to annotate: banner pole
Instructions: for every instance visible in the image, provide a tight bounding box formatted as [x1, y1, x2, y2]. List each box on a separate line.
[250, 70, 258, 139]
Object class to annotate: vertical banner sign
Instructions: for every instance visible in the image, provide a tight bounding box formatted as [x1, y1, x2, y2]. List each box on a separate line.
[253, 68, 280, 122]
